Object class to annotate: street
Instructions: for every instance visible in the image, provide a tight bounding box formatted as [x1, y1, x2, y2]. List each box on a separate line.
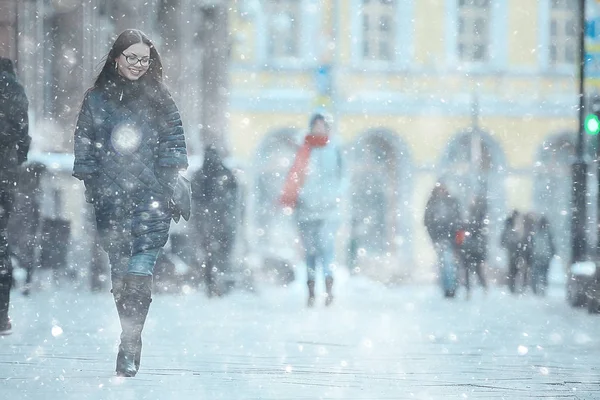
[1, 271, 599, 400]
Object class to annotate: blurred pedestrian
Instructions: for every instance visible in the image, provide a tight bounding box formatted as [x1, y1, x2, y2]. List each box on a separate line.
[531, 215, 555, 296]
[521, 212, 536, 291]
[501, 210, 525, 294]
[461, 196, 488, 299]
[191, 144, 238, 297]
[9, 161, 45, 296]
[424, 182, 462, 298]
[73, 29, 188, 377]
[280, 113, 343, 307]
[0, 57, 31, 336]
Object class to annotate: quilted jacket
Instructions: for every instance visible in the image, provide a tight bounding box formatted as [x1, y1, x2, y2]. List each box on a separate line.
[73, 77, 188, 253]
[0, 66, 31, 185]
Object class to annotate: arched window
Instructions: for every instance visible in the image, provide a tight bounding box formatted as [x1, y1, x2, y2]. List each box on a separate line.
[249, 129, 302, 264]
[348, 129, 413, 280]
[533, 133, 577, 264]
[439, 129, 507, 268]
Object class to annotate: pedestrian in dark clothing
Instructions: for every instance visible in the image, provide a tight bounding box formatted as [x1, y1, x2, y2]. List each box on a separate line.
[501, 210, 526, 294]
[191, 145, 238, 297]
[461, 196, 488, 298]
[73, 29, 188, 377]
[9, 161, 45, 296]
[280, 113, 343, 307]
[521, 212, 536, 291]
[0, 57, 31, 335]
[531, 215, 555, 296]
[424, 182, 462, 298]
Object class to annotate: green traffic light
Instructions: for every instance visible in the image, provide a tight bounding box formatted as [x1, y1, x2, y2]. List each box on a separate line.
[585, 114, 600, 135]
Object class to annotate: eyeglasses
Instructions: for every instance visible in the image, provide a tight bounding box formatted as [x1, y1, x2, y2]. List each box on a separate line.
[121, 53, 151, 67]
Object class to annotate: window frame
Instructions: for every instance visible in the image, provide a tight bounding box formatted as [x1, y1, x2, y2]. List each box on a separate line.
[445, 0, 507, 73]
[256, 0, 320, 69]
[350, 0, 415, 71]
[538, 0, 579, 74]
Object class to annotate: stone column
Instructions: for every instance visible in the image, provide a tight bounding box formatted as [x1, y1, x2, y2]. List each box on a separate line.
[0, 0, 17, 60]
[200, 2, 230, 155]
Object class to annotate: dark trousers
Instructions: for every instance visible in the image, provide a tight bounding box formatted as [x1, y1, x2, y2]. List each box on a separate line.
[0, 187, 14, 321]
[202, 236, 234, 297]
[532, 259, 551, 295]
[507, 256, 521, 294]
[465, 258, 487, 292]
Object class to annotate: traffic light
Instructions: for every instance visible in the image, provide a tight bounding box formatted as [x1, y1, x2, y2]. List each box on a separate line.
[586, 95, 600, 135]
[585, 113, 600, 135]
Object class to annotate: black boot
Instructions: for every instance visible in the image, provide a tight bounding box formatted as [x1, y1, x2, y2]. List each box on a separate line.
[325, 277, 334, 307]
[0, 275, 12, 335]
[307, 280, 315, 308]
[115, 275, 152, 377]
[111, 277, 143, 374]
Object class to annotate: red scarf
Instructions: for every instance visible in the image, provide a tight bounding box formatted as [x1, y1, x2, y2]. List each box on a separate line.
[279, 134, 329, 208]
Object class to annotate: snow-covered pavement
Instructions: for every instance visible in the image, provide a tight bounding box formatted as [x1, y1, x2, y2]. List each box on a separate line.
[1, 271, 600, 400]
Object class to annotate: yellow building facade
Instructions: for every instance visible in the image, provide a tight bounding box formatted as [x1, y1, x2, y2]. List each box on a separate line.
[227, 0, 581, 278]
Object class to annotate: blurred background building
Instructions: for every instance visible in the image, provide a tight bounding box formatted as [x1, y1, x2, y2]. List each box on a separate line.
[0, 0, 586, 285]
[229, 0, 583, 281]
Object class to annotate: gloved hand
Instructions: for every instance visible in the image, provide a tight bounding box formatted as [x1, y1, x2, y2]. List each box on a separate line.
[169, 199, 182, 223]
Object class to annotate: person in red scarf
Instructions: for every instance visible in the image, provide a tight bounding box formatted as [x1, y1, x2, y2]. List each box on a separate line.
[280, 113, 343, 307]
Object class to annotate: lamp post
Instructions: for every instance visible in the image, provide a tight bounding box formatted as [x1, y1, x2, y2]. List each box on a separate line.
[572, 0, 588, 264]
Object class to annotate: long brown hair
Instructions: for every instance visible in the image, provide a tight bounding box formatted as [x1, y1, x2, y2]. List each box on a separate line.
[94, 29, 163, 89]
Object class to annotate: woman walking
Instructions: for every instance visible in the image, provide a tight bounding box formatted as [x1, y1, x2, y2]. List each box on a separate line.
[73, 29, 188, 377]
[280, 113, 343, 307]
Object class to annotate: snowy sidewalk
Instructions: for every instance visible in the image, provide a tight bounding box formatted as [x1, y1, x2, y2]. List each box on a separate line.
[2, 273, 600, 400]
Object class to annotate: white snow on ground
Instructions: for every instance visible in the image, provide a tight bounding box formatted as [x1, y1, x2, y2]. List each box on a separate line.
[1, 271, 600, 400]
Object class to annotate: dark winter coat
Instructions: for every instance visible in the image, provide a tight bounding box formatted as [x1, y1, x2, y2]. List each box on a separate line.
[73, 76, 188, 254]
[191, 146, 238, 255]
[424, 187, 461, 243]
[532, 223, 556, 265]
[501, 212, 525, 259]
[0, 59, 30, 186]
[463, 199, 488, 262]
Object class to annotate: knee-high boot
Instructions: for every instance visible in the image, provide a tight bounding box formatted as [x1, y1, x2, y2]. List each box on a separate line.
[0, 274, 12, 334]
[111, 276, 142, 375]
[115, 275, 152, 377]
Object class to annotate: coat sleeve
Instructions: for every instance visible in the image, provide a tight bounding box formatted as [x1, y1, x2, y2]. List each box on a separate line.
[423, 198, 434, 238]
[72, 92, 98, 181]
[155, 95, 188, 196]
[10, 82, 30, 164]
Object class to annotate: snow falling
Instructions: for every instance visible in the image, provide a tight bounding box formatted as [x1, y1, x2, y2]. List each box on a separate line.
[0, 1, 600, 399]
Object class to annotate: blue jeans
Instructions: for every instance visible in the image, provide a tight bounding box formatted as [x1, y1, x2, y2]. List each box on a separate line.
[434, 240, 458, 294]
[95, 197, 170, 279]
[297, 219, 336, 282]
[97, 214, 161, 278]
[106, 241, 160, 278]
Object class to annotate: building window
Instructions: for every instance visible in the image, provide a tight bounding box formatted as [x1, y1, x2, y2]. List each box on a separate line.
[549, 0, 578, 65]
[361, 0, 396, 61]
[457, 0, 490, 63]
[265, 0, 301, 59]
